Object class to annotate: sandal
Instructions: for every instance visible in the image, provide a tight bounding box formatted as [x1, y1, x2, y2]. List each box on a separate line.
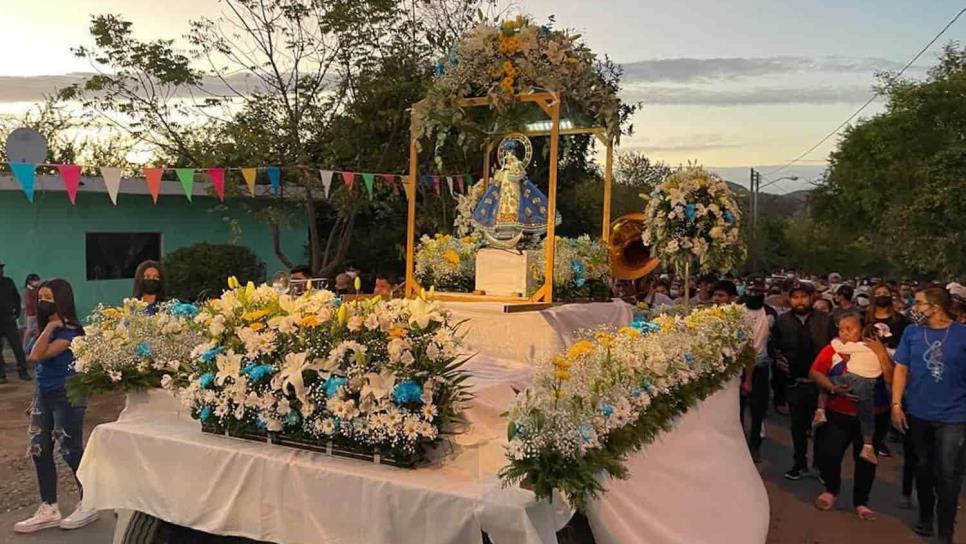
[814, 492, 836, 511]
[856, 506, 876, 521]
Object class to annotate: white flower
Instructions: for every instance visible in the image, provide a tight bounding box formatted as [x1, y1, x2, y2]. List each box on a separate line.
[160, 374, 174, 389]
[347, 315, 365, 332]
[214, 352, 243, 386]
[361, 370, 397, 400]
[421, 404, 437, 421]
[408, 297, 443, 329]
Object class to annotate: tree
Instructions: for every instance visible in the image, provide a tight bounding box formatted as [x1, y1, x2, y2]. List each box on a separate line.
[813, 43, 966, 278]
[614, 151, 671, 194]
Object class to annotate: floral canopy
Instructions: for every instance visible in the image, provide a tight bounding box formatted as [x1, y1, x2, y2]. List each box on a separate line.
[412, 17, 624, 150]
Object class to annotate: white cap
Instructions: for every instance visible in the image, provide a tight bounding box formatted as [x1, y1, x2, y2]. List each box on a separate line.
[948, 282, 966, 298]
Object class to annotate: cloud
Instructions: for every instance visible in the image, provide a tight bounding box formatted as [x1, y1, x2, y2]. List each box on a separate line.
[621, 134, 741, 153]
[621, 85, 881, 106]
[619, 56, 908, 84]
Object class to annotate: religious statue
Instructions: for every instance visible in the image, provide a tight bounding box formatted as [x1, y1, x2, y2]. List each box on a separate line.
[470, 134, 559, 249]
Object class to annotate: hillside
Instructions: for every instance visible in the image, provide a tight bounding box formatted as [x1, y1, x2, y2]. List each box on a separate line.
[726, 182, 810, 220]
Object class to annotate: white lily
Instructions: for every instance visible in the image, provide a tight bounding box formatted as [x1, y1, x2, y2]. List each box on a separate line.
[214, 352, 243, 386]
[271, 352, 318, 414]
[408, 297, 443, 329]
[361, 369, 397, 400]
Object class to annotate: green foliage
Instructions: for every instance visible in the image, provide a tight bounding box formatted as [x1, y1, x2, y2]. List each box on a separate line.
[164, 243, 266, 301]
[813, 43, 966, 278]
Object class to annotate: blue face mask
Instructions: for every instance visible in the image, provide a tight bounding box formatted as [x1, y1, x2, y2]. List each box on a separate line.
[737, 285, 746, 297]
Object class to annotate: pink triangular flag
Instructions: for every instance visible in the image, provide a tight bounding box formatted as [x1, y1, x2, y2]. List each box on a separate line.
[381, 173, 398, 195]
[320, 170, 334, 199]
[432, 176, 441, 196]
[456, 175, 465, 194]
[143, 167, 163, 204]
[57, 164, 81, 205]
[341, 171, 355, 190]
[100, 167, 123, 205]
[207, 168, 226, 201]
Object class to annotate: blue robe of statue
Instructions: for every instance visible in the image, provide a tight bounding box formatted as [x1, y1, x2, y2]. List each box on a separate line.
[471, 177, 554, 233]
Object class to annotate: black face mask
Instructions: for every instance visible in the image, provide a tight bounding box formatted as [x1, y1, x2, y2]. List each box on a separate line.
[37, 301, 57, 321]
[792, 306, 812, 316]
[141, 279, 162, 295]
[745, 294, 765, 310]
[874, 295, 892, 308]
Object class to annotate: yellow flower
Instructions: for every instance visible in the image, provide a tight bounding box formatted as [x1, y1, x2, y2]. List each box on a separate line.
[248, 322, 265, 332]
[500, 76, 514, 94]
[460, 236, 474, 244]
[619, 326, 641, 338]
[299, 315, 320, 328]
[337, 304, 348, 326]
[443, 250, 460, 265]
[389, 326, 408, 339]
[552, 355, 571, 370]
[227, 276, 240, 289]
[554, 369, 571, 381]
[354, 277, 362, 292]
[242, 309, 268, 322]
[567, 339, 595, 360]
[594, 331, 614, 347]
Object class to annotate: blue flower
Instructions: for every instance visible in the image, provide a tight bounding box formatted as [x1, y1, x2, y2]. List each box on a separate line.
[723, 210, 735, 225]
[243, 364, 274, 382]
[135, 342, 153, 358]
[631, 318, 661, 335]
[600, 403, 614, 417]
[571, 260, 587, 288]
[170, 302, 199, 319]
[641, 379, 656, 395]
[631, 387, 642, 398]
[392, 380, 424, 405]
[324, 376, 348, 398]
[200, 346, 223, 362]
[435, 63, 445, 76]
[735, 329, 747, 341]
[684, 203, 697, 222]
[285, 411, 301, 427]
[199, 405, 213, 422]
[199, 372, 215, 389]
[256, 417, 267, 430]
[578, 423, 594, 444]
[684, 353, 694, 366]
[538, 25, 551, 36]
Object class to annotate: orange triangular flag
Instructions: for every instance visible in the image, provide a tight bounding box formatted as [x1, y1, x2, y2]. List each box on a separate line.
[144, 167, 164, 204]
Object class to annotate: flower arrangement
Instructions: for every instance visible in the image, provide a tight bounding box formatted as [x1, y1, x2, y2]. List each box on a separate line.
[454, 180, 485, 238]
[414, 233, 482, 293]
[641, 166, 745, 274]
[413, 16, 625, 156]
[179, 280, 472, 466]
[530, 235, 611, 301]
[68, 299, 204, 402]
[499, 304, 754, 510]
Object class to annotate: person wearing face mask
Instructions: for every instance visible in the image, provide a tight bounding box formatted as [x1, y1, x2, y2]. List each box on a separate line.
[891, 287, 966, 543]
[0, 261, 31, 383]
[772, 281, 838, 481]
[739, 278, 777, 463]
[133, 261, 165, 315]
[15, 279, 97, 533]
[864, 283, 909, 462]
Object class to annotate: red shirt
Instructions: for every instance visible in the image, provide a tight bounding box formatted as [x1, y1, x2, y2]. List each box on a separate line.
[24, 287, 38, 317]
[811, 343, 888, 416]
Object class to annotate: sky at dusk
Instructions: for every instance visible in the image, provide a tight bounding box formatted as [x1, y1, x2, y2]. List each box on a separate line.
[0, 0, 963, 193]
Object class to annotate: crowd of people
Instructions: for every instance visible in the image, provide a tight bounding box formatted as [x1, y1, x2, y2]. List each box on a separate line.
[1, 258, 965, 541]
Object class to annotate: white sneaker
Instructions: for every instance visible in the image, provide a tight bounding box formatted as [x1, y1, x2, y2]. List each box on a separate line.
[13, 503, 62, 533]
[760, 422, 766, 439]
[60, 502, 99, 530]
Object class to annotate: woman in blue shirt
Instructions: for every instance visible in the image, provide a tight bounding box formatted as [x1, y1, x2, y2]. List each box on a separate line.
[133, 260, 165, 315]
[892, 286, 966, 543]
[14, 279, 98, 534]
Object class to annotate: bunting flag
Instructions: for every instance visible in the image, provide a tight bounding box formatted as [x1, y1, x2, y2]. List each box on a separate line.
[101, 167, 123, 205]
[446, 176, 454, 196]
[341, 171, 355, 190]
[267, 166, 281, 195]
[456, 175, 466, 194]
[175, 168, 195, 201]
[143, 167, 164, 204]
[241, 168, 257, 197]
[10, 162, 36, 203]
[207, 168, 226, 201]
[361, 173, 375, 198]
[57, 164, 81, 205]
[381, 173, 398, 195]
[320, 170, 334, 199]
[432, 176, 441, 196]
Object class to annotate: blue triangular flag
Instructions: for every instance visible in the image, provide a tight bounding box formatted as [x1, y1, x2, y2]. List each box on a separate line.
[267, 166, 281, 195]
[10, 162, 36, 203]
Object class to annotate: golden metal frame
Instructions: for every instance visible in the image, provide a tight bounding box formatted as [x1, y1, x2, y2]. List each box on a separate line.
[405, 91, 614, 304]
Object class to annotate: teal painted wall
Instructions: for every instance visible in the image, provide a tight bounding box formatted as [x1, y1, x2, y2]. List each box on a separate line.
[0, 190, 305, 318]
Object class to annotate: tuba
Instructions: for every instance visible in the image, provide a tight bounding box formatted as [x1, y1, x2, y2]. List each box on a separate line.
[609, 212, 659, 280]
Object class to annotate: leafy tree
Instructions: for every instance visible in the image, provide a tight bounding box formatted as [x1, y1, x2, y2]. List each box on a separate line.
[813, 43, 966, 278]
[164, 243, 265, 301]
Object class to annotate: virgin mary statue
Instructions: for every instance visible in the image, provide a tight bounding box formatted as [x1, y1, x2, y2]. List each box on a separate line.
[470, 135, 559, 249]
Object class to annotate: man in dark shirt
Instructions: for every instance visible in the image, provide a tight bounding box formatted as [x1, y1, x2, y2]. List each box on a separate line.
[0, 262, 30, 382]
[772, 281, 837, 480]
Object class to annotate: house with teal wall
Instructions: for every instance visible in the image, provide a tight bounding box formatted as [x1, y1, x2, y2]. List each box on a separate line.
[0, 174, 305, 317]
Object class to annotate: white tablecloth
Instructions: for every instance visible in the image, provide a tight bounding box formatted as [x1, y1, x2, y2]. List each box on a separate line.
[587, 378, 770, 544]
[444, 300, 633, 363]
[78, 389, 559, 544]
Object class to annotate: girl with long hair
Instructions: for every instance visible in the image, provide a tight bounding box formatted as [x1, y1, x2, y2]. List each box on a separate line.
[15, 279, 98, 533]
[133, 260, 165, 314]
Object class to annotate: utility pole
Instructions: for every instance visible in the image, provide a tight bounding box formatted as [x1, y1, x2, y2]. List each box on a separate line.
[749, 168, 761, 273]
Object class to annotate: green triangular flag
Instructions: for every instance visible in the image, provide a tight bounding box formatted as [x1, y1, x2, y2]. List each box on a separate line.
[361, 173, 375, 199]
[175, 168, 195, 201]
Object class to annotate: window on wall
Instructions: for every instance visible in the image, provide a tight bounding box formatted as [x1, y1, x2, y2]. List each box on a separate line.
[86, 233, 162, 281]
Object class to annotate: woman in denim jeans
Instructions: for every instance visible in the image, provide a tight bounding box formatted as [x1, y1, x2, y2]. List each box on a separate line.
[892, 287, 966, 544]
[14, 279, 98, 534]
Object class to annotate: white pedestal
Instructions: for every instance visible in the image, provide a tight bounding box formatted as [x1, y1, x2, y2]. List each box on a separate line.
[474, 248, 537, 297]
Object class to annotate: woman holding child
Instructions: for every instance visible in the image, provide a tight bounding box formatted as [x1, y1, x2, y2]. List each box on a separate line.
[809, 313, 893, 520]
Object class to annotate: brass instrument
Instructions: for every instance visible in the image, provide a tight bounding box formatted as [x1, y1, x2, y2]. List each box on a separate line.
[609, 212, 659, 280]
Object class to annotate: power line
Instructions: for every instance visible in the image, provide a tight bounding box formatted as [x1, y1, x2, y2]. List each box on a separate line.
[762, 5, 966, 180]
